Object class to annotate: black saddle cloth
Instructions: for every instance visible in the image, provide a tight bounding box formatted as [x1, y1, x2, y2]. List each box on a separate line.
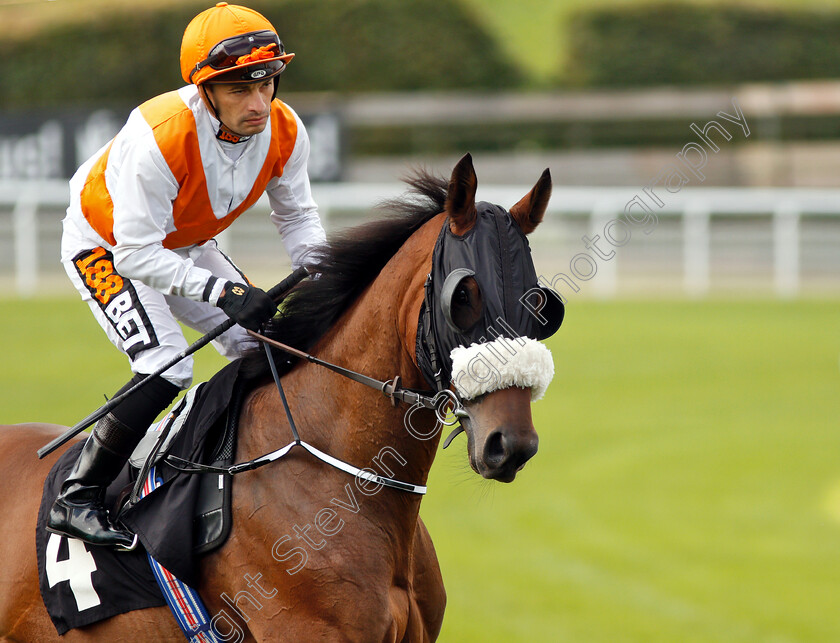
[36, 359, 247, 633]
[36, 440, 165, 634]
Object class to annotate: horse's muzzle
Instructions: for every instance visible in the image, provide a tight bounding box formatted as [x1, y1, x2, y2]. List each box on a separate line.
[462, 386, 539, 482]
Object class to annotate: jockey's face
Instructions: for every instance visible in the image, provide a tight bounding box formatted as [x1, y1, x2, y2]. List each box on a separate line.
[204, 80, 274, 137]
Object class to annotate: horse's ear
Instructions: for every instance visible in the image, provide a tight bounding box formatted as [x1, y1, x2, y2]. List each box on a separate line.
[445, 153, 478, 235]
[510, 168, 552, 235]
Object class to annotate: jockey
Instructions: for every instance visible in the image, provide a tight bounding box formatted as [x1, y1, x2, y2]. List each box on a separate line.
[48, 2, 326, 548]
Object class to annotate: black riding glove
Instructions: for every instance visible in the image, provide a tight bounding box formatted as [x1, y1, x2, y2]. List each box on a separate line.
[217, 281, 277, 331]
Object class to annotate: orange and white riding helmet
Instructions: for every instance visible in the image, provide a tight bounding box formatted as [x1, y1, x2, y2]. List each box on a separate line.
[181, 2, 294, 86]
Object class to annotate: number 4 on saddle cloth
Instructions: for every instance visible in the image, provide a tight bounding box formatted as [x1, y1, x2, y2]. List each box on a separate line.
[36, 359, 250, 636]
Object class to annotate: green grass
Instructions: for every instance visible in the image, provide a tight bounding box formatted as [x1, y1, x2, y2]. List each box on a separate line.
[424, 298, 840, 642]
[2, 297, 839, 641]
[0, 298, 228, 425]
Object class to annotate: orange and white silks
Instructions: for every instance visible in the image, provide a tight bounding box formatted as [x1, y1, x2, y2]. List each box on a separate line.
[81, 90, 296, 250]
[61, 84, 325, 304]
[59, 84, 324, 384]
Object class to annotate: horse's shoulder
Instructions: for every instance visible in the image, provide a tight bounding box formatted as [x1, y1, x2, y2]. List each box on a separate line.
[407, 517, 446, 638]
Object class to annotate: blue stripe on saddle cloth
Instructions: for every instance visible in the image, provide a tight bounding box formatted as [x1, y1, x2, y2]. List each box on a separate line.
[141, 465, 220, 642]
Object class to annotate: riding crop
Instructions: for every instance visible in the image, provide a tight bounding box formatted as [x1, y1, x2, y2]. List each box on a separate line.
[36, 266, 310, 459]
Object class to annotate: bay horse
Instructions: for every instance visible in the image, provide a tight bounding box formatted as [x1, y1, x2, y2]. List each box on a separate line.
[0, 154, 558, 642]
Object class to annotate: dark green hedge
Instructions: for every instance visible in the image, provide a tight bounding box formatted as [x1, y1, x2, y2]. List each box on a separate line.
[565, 3, 840, 87]
[0, 0, 521, 108]
[351, 113, 840, 157]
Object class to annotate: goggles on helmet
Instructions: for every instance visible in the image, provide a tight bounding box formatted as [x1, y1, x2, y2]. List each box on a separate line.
[190, 30, 286, 83]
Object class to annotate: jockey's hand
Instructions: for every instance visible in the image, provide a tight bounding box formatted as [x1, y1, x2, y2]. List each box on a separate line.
[217, 282, 277, 331]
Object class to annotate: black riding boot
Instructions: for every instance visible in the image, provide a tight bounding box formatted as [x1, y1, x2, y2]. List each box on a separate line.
[47, 373, 180, 548]
[47, 415, 139, 548]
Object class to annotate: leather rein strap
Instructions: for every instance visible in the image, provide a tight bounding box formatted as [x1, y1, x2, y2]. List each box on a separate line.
[247, 330, 464, 419]
[165, 332, 466, 495]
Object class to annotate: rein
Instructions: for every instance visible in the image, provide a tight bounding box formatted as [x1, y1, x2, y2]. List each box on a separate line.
[164, 332, 466, 495]
[249, 330, 464, 420]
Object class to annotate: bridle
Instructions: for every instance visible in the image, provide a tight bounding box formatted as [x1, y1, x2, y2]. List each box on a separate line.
[163, 207, 564, 496]
[164, 318, 468, 496]
[250, 328, 465, 422]
[161, 206, 561, 496]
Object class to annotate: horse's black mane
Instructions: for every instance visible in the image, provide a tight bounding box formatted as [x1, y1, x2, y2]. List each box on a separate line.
[239, 170, 447, 381]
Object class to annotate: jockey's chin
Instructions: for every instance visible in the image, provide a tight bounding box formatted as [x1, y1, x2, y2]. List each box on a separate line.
[232, 114, 269, 136]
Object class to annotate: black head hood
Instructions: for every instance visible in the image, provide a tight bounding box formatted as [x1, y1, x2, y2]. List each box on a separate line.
[416, 201, 564, 390]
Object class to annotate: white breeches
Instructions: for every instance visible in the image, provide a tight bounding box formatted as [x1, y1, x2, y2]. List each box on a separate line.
[64, 240, 254, 389]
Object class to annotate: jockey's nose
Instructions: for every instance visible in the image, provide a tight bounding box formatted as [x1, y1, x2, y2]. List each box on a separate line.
[249, 88, 271, 114]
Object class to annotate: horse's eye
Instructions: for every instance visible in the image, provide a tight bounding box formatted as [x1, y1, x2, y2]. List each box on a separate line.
[449, 276, 482, 333]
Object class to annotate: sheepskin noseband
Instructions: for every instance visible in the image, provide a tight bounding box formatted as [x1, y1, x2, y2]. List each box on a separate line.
[450, 336, 555, 401]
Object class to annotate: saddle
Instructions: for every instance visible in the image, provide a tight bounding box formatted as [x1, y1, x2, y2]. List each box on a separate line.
[126, 376, 242, 555]
[114, 359, 245, 585]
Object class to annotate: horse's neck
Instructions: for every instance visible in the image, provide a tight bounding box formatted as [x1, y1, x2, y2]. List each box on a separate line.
[296, 216, 444, 484]
[241, 215, 444, 534]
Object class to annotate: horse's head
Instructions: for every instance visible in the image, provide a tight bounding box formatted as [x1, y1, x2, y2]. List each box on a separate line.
[416, 154, 564, 482]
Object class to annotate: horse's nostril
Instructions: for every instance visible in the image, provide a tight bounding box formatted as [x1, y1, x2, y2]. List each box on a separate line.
[484, 431, 505, 466]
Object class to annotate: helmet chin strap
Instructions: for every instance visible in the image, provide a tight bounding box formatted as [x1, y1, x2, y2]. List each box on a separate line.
[200, 85, 231, 132]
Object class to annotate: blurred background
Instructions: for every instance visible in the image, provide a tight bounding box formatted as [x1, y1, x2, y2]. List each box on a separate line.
[1, 1, 838, 641]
